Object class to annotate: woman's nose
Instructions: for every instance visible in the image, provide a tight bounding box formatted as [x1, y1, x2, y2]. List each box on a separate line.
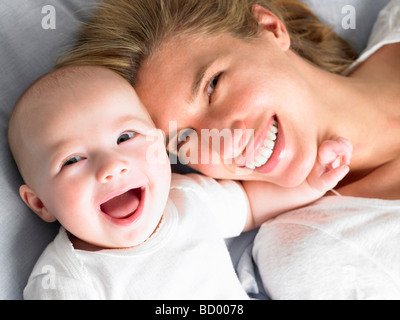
[96, 155, 130, 183]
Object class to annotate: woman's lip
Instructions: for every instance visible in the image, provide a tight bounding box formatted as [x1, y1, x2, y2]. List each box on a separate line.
[235, 116, 276, 167]
[254, 117, 285, 174]
[99, 187, 146, 227]
[235, 116, 284, 174]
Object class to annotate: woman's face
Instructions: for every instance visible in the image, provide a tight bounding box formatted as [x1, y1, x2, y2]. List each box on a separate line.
[136, 26, 320, 187]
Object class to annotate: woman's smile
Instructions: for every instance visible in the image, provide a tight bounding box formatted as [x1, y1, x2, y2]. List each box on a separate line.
[236, 116, 279, 170]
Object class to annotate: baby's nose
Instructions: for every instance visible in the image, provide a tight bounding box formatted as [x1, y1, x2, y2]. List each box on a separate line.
[97, 157, 130, 183]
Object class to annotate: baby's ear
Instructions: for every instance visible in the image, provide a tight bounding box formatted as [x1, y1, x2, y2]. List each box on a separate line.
[19, 185, 57, 223]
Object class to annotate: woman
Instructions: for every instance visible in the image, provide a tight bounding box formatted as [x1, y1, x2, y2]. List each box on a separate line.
[57, 0, 400, 299]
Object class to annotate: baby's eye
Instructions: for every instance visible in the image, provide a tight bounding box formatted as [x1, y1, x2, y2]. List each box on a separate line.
[63, 155, 84, 167]
[117, 132, 136, 145]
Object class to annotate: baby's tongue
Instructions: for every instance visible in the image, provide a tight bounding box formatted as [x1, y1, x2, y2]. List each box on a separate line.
[101, 189, 140, 219]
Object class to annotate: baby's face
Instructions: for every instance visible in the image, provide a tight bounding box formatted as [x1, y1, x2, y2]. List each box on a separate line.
[23, 68, 171, 249]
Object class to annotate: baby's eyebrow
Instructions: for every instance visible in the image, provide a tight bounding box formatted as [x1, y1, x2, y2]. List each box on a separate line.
[114, 115, 155, 133]
[49, 143, 79, 170]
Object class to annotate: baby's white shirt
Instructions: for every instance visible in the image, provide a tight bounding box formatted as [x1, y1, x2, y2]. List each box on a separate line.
[23, 173, 249, 300]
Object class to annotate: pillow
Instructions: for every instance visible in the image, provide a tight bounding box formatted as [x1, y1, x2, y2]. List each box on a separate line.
[306, 0, 390, 54]
[0, 0, 390, 300]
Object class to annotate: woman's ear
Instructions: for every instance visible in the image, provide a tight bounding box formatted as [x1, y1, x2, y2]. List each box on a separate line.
[252, 4, 291, 51]
[19, 185, 57, 223]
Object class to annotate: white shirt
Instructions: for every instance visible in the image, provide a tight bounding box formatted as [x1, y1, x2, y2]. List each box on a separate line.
[346, 0, 400, 74]
[23, 174, 249, 300]
[254, 196, 400, 299]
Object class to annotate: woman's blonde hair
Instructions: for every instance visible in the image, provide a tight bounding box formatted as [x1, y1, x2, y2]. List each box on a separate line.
[56, 0, 358, 84]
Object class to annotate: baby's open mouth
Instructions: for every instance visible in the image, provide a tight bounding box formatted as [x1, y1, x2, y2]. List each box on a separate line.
[100, 188, 143, 220]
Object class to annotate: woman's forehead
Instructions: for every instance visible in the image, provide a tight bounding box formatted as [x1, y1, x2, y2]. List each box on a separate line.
[137, 34, 233, 92]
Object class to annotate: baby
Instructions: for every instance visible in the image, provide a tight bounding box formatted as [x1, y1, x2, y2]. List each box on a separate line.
[8, 66, 352, 299]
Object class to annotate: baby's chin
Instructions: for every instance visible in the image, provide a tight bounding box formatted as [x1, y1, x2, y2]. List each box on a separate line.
[70, 234, 149, 251]
[103, 216, 165, 250]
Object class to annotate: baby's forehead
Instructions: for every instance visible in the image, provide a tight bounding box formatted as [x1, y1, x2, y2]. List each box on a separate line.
[25, 65, 128, 98]
[29, 66, 83, 94]
[22, 67, 124, 109]
[15, 65, 155, 136]
[16, 69, 87, 120]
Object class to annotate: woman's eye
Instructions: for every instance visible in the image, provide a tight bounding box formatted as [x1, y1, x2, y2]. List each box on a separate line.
[63, 156, 84, 167]
[117, 132, 136, 145]
[207, 73, 222, 99]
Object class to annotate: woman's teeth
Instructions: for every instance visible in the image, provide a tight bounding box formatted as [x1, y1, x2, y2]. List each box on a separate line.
[246, 121, 278, 170]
